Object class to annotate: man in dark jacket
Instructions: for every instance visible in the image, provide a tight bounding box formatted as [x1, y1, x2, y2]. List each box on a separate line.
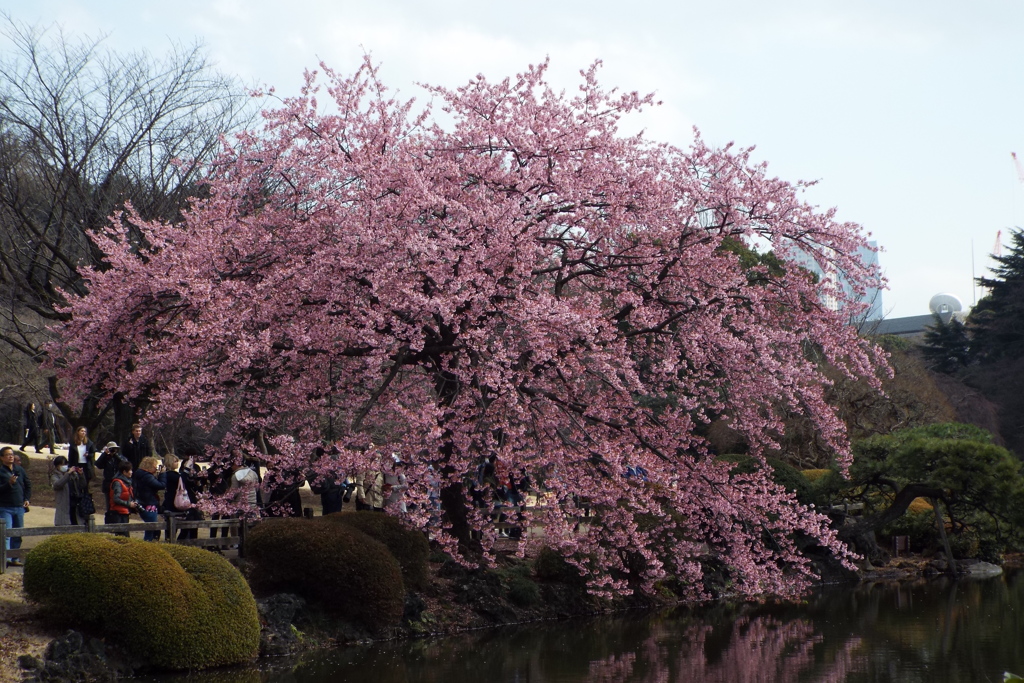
[38, 401, 61, 455]
[121, 423, 150, 470]
[0, 446, 32, 566]
[20, 403, 40, 453]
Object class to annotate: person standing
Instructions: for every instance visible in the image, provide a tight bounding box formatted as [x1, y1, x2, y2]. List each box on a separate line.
[309, 446, 348, 516]
[39, 401, 61, 455]
[69, 426, 97, 486]
[133, 457, 166, 541]
[229, 458, 261, 510]
[49, 456, 85, 526]
[355, 468, 384, 512]
[266, 468, 304, 518]
[206, 456, 233, 547]
[95, 442, 124, 511]
[122, 424, 150, 471]
[20, 403, 40, 453]
[107, 460, 137, 535]
[0, 446, 32, 566]
[162, 454, 201, 540]
[384, 456, 408, 513]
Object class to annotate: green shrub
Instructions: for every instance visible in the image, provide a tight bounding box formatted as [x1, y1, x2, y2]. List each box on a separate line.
[766, 457, 814, 504]
[160, 544, 261, 664]
[871, 334, 911, 353]
[533, 546, 584, 584]
[508, 575, 541, 606]
[23, 534, 259, 669]
[322, 511, 430, 590]
[800, 469, 831, 483]
[496, 565, 541, 607]
[245, 518, 404, 633]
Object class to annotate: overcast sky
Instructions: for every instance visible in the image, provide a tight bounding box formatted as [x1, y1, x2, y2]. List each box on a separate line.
[4, 0, 1023, 318]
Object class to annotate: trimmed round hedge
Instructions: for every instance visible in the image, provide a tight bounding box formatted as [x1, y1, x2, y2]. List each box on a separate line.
[245, 517, 404, 633]
[322, 511, 430, 590]
[23, 534, 259, 669]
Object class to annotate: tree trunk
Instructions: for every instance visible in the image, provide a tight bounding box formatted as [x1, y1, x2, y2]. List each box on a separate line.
[112, 392, 135, 452]
[933, 498, 956, 574]
[439, 481, 481, 553]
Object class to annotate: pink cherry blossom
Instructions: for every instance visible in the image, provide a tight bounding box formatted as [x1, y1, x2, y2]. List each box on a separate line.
[50, 58, 886, 598]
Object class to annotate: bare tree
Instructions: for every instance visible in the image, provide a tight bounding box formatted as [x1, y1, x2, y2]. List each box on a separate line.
[0, 15, 254, 441]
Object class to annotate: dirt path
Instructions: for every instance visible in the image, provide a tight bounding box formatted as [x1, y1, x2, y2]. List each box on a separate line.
[0, 573, 56, 683]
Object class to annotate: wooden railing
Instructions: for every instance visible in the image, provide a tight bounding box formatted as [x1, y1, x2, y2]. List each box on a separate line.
[0, 516, 247, 573]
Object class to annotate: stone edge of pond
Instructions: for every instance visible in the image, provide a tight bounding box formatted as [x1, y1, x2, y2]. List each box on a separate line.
[6, 552, 1019, 681]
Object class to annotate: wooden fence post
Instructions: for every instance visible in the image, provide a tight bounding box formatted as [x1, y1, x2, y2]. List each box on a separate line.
[238, 518, 246, 558]
[87, 514, 96, 533]
[0, 517, 7, 574]
[167, 515, 177, 544]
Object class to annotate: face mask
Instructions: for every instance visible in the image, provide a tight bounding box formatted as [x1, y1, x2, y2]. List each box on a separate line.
[59, 465, 68, 472]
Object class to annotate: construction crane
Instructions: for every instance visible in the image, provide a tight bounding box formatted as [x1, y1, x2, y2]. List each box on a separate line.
[1013, 152, 1024, 184]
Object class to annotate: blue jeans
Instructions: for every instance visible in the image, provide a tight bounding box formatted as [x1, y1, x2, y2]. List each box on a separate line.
[139, 508, 160, 541]
[0, 506, 25, 551]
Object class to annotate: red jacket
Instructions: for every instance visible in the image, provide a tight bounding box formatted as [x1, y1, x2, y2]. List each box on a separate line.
[109, 475, 134, 515]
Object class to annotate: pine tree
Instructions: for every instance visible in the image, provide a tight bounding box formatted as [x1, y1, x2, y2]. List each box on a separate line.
[969, 229, 1024, 360]
[921, 313, 972, 374]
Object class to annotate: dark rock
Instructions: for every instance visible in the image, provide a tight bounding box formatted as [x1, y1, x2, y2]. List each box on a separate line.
[257, 593, 307, 657]
[403, 593, 426, 623]
[43, 630, 82, 662]
[475, 602, 519, 623]
[17, 654, 41, 670]
[26, 630, 130, 682]
[86, 638, 106, 657]
[959, 560, 1003, 578]
[436, 558, 469, 580]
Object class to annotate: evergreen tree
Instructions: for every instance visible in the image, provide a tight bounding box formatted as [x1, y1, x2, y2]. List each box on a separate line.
[921, 313, 972, 374]
[969, 229, 1024, 360]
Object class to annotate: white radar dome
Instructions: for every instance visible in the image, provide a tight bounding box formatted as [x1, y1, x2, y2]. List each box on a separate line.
[928, 293, 963, 322]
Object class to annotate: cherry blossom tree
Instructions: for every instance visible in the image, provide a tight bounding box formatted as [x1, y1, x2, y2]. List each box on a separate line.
[50, 59, 885, 597]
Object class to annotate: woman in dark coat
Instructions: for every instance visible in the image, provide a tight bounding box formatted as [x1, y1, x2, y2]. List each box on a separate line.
[132, 456, 166, 541]
[162, 454, 202, 540]
[20, 403, 40, 452]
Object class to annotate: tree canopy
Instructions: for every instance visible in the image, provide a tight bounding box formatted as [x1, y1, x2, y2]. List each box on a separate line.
[0, 17, 251, 437]
[969, 228, 1024, 361]
[822, 423, 1024, 562]
[51, 59, 886, 597]
[960, 228, 1024, 455]
[921, 313, 971, 374]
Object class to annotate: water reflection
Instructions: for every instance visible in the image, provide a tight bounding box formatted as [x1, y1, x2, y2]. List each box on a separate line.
[144, 571, 1024, 683]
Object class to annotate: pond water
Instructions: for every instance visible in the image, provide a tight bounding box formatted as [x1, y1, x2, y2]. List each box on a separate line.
[144, 571, 1024, 683]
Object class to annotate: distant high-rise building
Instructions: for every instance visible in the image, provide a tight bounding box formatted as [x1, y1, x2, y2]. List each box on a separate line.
[788, 241, 883, 321]
[856, 242, 884, 321]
